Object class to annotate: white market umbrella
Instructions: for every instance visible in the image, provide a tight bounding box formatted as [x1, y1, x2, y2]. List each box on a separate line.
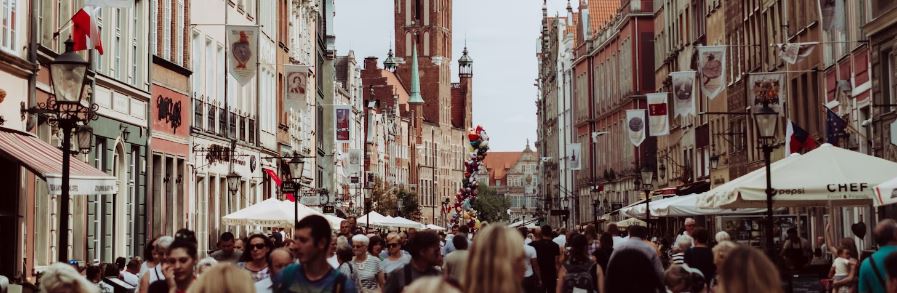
[222, 198, 342, 230]
[648, 194, 765, 217]
[697, 153, 802, 208]
[616, 217, 646, 228]
[712, 144, 897, 209]
[358, 211, 392, 228]
[425, 224, 446, 231]
[874, 177, 897, 207]
[387, 216, 426, 229]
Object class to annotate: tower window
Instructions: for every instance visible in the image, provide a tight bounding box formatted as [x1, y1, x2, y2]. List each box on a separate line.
[415, 0, 421, 21]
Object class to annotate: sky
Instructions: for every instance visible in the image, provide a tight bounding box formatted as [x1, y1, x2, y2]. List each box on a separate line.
[334, 0, 579, 152]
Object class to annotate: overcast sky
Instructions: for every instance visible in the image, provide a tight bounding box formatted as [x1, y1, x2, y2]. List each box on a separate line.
[334, 0, 579, 151]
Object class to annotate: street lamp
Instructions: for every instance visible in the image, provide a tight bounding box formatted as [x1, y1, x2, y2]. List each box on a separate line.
[591, 198, 599, 224]
[21, 37, 98, 262]
[754, 103, 779, 258]
[640, 167, 654, 230]
[658, 163, 667, 180]
[709, 153, 720, 169]
[226, 172, 241, 196]
[288, 155, 306, 180]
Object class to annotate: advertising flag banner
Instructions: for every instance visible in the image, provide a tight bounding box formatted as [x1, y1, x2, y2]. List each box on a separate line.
[567, 143, 581, 171]
[285, 65, 309, 102]
[335, 105, 351, 142]
[626, 109, 647, 146]
[777, 42, 818, 64]
[227, 25, 258, 85]
[671, 71, 697, 118]
[748, 72, 786, 116]
[697, 46, 726, 99]
[349, 149, 362, 174]
[647, 93, 670, 136]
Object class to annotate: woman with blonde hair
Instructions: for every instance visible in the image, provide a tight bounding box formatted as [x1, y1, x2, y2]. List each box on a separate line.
[39, 262, 99, 293]
[404, 276, 462, 293]
[712, 241, 738, 270]
[463, 224, 525, 293]
[187, 263, 255, 293]
[716, 246, 782, 293]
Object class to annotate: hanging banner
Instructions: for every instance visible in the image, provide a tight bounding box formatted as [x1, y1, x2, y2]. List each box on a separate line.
[777, 42, 818, 64]
[567, 143, 581, 171]
[748, 72, 786, 117]
[335, 105, 351, 142]
[819, 0, 845, 32]
[348, 149, 362, 175]
[227, 25, 258, 85]
[626, 109, 647, 146]
[697, 46, 726, 100]
[647, 93, 670, 136]
[671, 71, 697, 118]
[285, 65, 309, 102]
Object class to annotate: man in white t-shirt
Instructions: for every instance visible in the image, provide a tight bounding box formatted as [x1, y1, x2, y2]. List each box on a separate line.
[607, 223, 626, 249]
[552, 228, 567, 248]
[674, 218, 697, 248]
[120, 259, 141, 287]
[519, 227, 541, 293]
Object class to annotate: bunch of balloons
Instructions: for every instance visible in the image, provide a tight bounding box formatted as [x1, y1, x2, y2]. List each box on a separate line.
[451, 125, 489, 230]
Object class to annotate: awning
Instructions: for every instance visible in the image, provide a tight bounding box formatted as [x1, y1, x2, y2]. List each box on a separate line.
[0, 128, 117, 195]
[874, 176, 897, 207]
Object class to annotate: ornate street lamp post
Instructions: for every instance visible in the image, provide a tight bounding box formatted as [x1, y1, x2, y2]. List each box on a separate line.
[22, 38, 98, 261]
[287, 154, 306, 226]
[754, 104, 779, 257]
[640, 168, 654, 230]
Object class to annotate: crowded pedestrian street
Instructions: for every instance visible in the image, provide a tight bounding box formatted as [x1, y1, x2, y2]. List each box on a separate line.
[4, 0, 897, 292]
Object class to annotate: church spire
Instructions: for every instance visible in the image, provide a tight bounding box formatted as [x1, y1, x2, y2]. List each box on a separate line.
[408, 42, 424, 104]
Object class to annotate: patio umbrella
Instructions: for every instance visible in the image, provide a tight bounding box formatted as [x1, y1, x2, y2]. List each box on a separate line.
[386, 216, 426, 229]
[648, 194, 765, 217]
[222, 198, 294, 227]
[874, 176, 897, 207]
[425, 224, 446, 230]
[711, 144, 897, 208]
[697, 153, 802, 208]
[616, 218, 646, 228]
[358, 211, 393, 228]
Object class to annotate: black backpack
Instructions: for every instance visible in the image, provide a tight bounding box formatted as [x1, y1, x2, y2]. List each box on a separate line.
[561, 260, 597, 293]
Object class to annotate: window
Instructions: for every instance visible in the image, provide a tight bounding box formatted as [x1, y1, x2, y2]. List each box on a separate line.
[205, 39, 214, 98]
[192, 33, 201, 94]
[1, 0, 17, 51]
[248, 118, 255, 143]
[888, 51, 897, 111]
[163, 0, 171, 59]
[175, 0, 184, 64]
[229, 111, 237, 138]
[219, 107, 226, 135]
[207, 105, 215, 133]
[113, 8, 122, 79]
[194, 101, 204, 130]
[130, 6, 138, 85]
[239, 116, 246, 141]
[150, 0, 156, 54]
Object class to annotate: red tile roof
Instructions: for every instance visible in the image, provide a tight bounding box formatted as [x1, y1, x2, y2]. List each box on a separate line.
[482, 152, 524, 184]
[589, 0, 620, 38]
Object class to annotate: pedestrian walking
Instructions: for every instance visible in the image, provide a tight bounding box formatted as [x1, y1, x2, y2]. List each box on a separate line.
[352, 234, 385, 292]
[606, 224, 625, 250]
[368, 235, 385, 260]
[138, 236, 174, 293]
[715, 246, 782, 293]
[670, 235, 692, 266]
[195, 257, 217, 275]
[517, 226, 542, 293]
[238, 233, 274, 283]
[276, 215, 357, 293]
[883, 252, 897, 293]
[780, 227, 812, 272]
[605, 225, 665, 293]
[139, 236, 160, 277]
[463, 224, 524, 293]
[39, 262, 98, 293]
[235, 238, 246, 253]
[335, 236, 361, 291]
[584, 224, 599, 256]
[443, 225, 469, 255]
[443, 231, 469, 283]
[825, 222, 858, 293]
[255, 247, 295, 293]
[858, 219, 897, 293]
[554, 228, 568, 248]
[152, 238, 199, 293]
[86, 265, 112, 293]
[684, 227, 715, 283]
[531, 225, 561, 293]
[663, 264, 705, 293]
[210, 232, 242, 263]
[592, 232, 613, 273]
[121, 258, 142, 287]
[714, 231, 730, 243]
[384, 230, 441, 293]
[557, 233, 603, 293]
[381, 232, 412, 274]
[187, 263, 255, 293]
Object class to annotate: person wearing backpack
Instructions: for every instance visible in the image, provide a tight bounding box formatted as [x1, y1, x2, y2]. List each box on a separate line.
[276, 215, 357, 293]
[557, 233, 604, 293]
[858, 219, 897, 293]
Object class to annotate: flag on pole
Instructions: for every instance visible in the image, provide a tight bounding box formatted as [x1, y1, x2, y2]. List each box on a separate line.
[227, 25, 259, 85]
[263, 168, 295, 201]
[71, 7, 104, 54]
[697, 46, 726, 99]
[626, 109, 647, 146]
[647, 93, 669, 136]
[777, 42, 818, 64]
[785, 120, 818, 156]
[671, 71, 696, 118]
[826, 108, 847, 145]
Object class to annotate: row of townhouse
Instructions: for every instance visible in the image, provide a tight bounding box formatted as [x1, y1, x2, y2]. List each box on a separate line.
[0, 0, 374, 281]
[537, 0, 897, 243]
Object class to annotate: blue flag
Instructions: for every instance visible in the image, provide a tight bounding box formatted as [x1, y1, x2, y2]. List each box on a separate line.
[826, 108, 847, 145]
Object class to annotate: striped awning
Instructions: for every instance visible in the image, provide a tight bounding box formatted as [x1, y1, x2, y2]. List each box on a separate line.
[0, 128, 117, 195]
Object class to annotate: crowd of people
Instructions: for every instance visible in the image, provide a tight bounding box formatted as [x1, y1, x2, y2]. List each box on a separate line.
[30, 214, 897, 293]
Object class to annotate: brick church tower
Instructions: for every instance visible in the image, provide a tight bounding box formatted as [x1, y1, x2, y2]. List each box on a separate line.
[394, 0, 455, 126]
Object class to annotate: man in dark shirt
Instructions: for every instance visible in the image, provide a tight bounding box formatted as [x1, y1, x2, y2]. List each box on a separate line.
[384, 230, 441, 293]
[530, 225, 561, 293]
[684, 226, 716, 282]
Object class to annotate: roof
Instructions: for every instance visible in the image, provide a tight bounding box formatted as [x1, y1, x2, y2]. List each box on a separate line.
[589, 0, 620, 38]
[382, 70, 410, 105]
[482, 151, 524, 184]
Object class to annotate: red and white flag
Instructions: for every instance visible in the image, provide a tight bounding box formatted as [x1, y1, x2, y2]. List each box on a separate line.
[647, 93, 670, 136]
[71, 7, 104, 54]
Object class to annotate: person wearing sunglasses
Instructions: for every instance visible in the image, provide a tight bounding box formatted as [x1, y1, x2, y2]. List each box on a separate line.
[239, 234, 275, 283]
[352, 235, 385, 293]
[381, 233, 412, 274]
